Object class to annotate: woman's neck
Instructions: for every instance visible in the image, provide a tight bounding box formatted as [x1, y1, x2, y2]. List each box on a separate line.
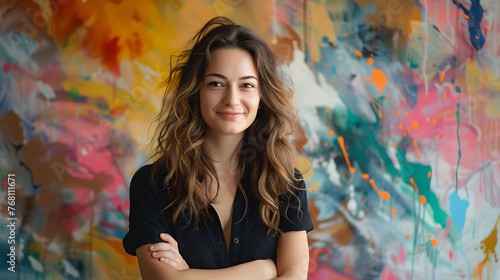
[204, 132, 243, 175]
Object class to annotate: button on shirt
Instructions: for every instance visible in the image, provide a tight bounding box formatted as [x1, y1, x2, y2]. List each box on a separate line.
[122, 164, 313, 269]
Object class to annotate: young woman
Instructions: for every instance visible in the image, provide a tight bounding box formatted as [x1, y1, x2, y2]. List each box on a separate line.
[122, 16, 313, 280]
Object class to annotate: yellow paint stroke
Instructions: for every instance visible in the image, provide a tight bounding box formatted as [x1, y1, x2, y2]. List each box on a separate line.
[310, 181, 320, 192]
[338, 136, 356, 174]
[440, 70, 446, 83]
[360, 69, 388, 94]
[369, 178, 390, 200]
[420, 195, 427, 204]
[410, 177, 419, 192]
[412, 140, 421, 158]
[471, 215, 500, 280]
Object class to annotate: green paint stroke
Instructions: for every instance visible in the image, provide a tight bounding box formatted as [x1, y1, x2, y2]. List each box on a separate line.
[455, 103, 468, 197]
[68, 87, 79, 99]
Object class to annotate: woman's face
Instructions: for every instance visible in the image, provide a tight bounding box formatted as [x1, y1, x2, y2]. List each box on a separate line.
[200, 48, 261, 138]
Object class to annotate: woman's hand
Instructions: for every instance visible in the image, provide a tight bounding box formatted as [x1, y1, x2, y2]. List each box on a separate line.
[149, 233, 190, 270]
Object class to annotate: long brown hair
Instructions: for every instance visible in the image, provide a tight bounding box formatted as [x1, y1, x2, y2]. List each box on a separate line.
[148, 16, 302, 235]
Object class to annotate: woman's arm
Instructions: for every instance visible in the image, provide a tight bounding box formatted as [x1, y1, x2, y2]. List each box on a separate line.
[273, 230, 309, 280]
[136, 244, 277, 280]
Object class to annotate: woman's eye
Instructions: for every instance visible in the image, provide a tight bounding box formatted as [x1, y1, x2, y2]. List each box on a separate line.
[242, 83, 255, 88]
[208, 81, 223, 87]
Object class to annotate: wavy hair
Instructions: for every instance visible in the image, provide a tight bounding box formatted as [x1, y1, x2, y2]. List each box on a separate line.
[148, 16, 302, 235]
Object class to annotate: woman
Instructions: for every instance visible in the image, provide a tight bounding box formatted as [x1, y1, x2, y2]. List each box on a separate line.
[123, 16, 313, 280]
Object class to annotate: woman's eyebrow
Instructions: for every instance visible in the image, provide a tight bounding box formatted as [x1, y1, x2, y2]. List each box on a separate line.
[205, 73, 258, 80]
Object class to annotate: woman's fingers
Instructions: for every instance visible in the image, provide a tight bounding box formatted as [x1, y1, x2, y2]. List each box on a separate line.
[151, 250, 180, 260]
[160, 233, 178, 248]
[149, 242, 174, 253]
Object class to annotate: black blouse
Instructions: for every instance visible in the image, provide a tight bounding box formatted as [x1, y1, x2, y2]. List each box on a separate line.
[122, 164, 313, 269]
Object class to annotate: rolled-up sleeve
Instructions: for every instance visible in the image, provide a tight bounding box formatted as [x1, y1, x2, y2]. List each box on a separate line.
[279, 170, 314, 233]
[123, 165, 170, 256]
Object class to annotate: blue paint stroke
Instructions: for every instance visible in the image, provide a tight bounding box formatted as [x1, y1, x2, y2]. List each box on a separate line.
[472, 221, 476, 239]
[453, 0, 485, 51]
[450, 192, 471, 279]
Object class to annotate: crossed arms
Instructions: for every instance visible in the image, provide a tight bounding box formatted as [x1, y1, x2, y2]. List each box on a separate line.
[136, 230, 309, 280]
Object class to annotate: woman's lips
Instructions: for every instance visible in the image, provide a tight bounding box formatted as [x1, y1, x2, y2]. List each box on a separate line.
[217, 111, 244, 119]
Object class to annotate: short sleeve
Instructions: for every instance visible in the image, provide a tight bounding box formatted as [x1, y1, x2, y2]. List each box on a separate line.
[279, 170, 314, 233]
[122, 165, 170, 256]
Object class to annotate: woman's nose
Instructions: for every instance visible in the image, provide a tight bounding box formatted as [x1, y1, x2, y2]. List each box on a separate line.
[224, 86, 240, 107]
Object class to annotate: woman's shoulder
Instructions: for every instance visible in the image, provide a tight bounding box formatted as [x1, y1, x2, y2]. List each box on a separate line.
[129, 162, 171, 200]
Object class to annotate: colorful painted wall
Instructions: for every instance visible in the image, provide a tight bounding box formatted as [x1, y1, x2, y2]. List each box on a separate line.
[0, 0, 498, 279]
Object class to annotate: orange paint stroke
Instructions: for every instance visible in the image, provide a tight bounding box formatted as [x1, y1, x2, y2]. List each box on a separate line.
[440, 70, 446, 83]
[483, 63, 487, 69]
[396, 111, 400, 116]
[463, 14, 470, 19]
[420, 195, 427, 205]
[368, 98, 383, 118]
[368, 57, 375, 65]
[354, 50, 362, 57]
[483, 75, 487, 90]
[386, 94, 391, 99]
[338, 136, 356, 174]
[412, 121, 419, 129]
[344, 257, 351, 274]
[329, 129, 335, 136]
[479, 261, 482, 280]
[443, 88, 447, 100]
[427, 171, 432, 178]
[392, 209, 397, 216]
[424, 35, 429, 42]
[412, 140, 421, 158]
[360, 69, 388, 94]
[410, 177, 419, 192]
[361, 174, 370, 180]
[406, 234, 410, 239]
[399, 122, 403, 130]
[369, 179, 390, 200]
[392, 142, 397, 148]
[432, 238, 438, 247]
